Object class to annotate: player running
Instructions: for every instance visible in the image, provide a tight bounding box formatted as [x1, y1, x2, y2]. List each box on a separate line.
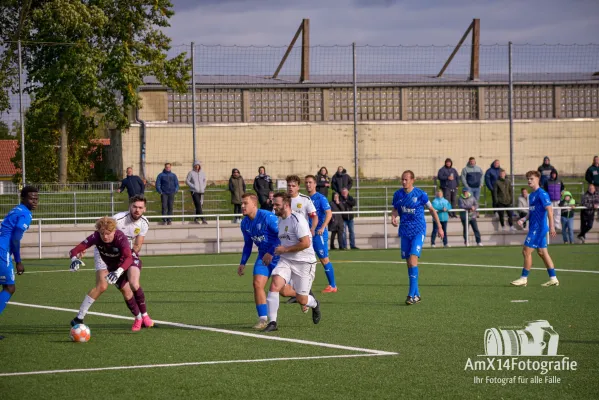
[511, 170, 559, 287]
[262, 192, 321, 332]
[392, 171, 444, 305]
[0, 186, 38, 340]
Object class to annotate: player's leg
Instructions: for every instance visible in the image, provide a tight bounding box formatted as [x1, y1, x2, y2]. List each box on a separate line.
[118, 279, 143, 331]
[405, 234, 424, 305]
[127, 256, 153, 327]
[537, 245, 559, 287]
[71, 251, 109, 326]
[511, 244, 535, 286]
[314, 233, 337, 292]
[292, 262, 320, 324]
[263, 262, 291, 332]
[0, 252, 16, 318]
[251, 258, 271, 329]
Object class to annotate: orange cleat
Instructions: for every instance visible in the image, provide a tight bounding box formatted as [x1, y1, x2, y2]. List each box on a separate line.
[321, 285, 338, 293]
[132, 318, 143, 332]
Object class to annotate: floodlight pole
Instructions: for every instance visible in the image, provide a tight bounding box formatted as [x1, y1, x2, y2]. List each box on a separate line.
[18, 40, 26, 185]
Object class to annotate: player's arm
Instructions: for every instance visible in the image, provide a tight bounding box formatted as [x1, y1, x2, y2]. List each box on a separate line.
[275, 235, 311, 254]
[132, 235, 145, 254]
[261, 216, 279, 266]
[545, 204, 557, 237]
[68, 233, 97, 271]
[106, 235, 133, 284]
[238, 229, 253, 276]
[391, 192, 400, 227]
[10, 226, 27, 275]
[309, 212, 318, 235]
[318, 209, 332, 235]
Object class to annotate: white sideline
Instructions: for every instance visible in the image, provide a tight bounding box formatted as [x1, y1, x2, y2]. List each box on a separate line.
[8, 302, 397, 356]
[0, 353, 387, 377]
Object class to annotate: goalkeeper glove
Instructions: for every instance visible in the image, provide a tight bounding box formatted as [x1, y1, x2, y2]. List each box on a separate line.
[106, 268, 125, 285]
[70, 257, 83, 272]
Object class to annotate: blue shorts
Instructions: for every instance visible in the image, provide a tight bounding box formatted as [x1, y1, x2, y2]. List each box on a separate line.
[400, 234, 425, 260]
[312, 231, 329, 260]
[0, 250, 15, 285]
[253, 255, 279, 277]
[524, 230, 548, 249]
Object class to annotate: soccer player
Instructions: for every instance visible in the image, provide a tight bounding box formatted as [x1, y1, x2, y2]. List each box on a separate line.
[391, 171, 444, 305]
[237, 193, 281, 330]
[304, 175, 338, 293]
[262, 192, 321, 332]
[70, 195, 154, 329]
[286, 175, 318, 233]
[68, 217, 148, 331]
[511, 171, 559, 287]
[0, 186, 38, 339]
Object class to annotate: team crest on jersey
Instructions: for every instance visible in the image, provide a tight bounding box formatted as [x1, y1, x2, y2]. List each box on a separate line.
[285, 226, 289, 232]
[413, 197, 418, 203]
[134, 228, 141, 235]
[297, 204, 302, 208]
[257, 223, 262, 230]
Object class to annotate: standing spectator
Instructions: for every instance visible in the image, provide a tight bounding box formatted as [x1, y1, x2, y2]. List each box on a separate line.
[543, 170, 564, 230]
[117, 167, 145, 199]
[328, 192, 345, 250]
[437, 158, 459, 218]
[460, 157, 483, 203]
[458, 188, 482, 246]
[316, 167, 331, 197]
[492, 169, 515, 231]
[585, 156, 599, 187]
[518, 188, 529, 229]
[431, 189, 451, 248]
[332, 166, 353, 197]
[253, 166, 273, 209]
[185, 161, 207, 224]
[229, 168, 246, 223]
[484, 159, 501, 193]
[340, 188, 358, 250]
[156, 163, 179, 225]
[559, 191, 576, 244]
[578, 184, 599, 243]
[538, 156, 556, 188]
[262, 191, 275, 212]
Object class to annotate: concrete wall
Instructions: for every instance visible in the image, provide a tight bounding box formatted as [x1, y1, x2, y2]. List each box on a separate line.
[116, 119, 599, 182]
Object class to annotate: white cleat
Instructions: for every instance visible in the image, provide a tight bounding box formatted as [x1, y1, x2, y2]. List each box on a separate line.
[511, 277, 528, 287]
[541, 278, 560, 287]
[253, 319, 268, 330]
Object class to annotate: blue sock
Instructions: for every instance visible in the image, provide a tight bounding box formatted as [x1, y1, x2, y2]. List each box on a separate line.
[521, 268, 530, 278]
[0, 290, 12, 315]
[413, 266, 420, 297]
[407, 267, 416, 297]
[323, 262, 336, 288]
[547, 268, 556, 278]
[256, 303, 267, 319]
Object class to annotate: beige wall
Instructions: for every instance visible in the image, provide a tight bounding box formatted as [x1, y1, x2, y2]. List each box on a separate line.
[139, 91, 168, 122]
[118, 119, 599, 182]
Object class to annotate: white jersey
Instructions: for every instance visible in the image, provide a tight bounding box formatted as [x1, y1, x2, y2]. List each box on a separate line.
[278, 211, 316, 263]
[290, 194, 316, 223]
[113, 211, 149, 249]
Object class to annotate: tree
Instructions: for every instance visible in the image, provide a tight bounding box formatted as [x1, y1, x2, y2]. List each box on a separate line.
[0, 121, 15, 139]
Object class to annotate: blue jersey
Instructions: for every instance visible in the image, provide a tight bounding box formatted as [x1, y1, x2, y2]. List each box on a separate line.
[0, 204, 33, 262]
[239, 209, 280, 265]
[392, 187, 430, 239]
[309, 192, 331, 231]
[528, 188, 551, 234]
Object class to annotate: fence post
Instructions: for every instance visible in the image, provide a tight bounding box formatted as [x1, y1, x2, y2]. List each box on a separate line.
[385, 187, 388, 210]
[110, 182, 115, 215]
[216, 215, 221, 254]
[74, 192, 77, 226]
[181, 192, 185, 223]
[38, 219, 42, 259]
[465, 210, 469, 247]
[352, 42, 360, 212]
[384, 210, 388, 249]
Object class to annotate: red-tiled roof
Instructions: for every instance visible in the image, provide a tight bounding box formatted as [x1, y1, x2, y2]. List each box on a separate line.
[0, 140, 18, 177]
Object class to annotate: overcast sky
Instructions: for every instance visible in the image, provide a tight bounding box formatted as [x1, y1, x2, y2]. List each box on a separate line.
[166, 0, 599, 46]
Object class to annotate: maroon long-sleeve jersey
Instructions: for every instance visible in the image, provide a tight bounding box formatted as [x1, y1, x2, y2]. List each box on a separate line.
[69, 230, 133, 272]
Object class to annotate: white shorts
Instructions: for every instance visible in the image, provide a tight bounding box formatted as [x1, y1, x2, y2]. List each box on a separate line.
[272, 258, 316, 296]
[94, 248, 108, 271]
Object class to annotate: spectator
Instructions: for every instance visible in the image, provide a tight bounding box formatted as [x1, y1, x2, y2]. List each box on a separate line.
[578, 184, 599, 243]
[543, 170, 564, 230]
[484, 159, 501, 193]
[492, 169, 515, 231]
[228, 168, 246, 223]
[117, 167, 145, 199]
[262, 191, 275, 212]
[156, 163, 179, 225]
[458, 188, 482, 246]
[460, 157, 483, 202]
[585, 156, 599, 187]
[340, 188, 358, 250]
[328, 192, 346, 250]
[332, 166, 353, 197]
[316, 167, 331, 197]
[437, 158, 459, 218]
[431, 189, 451, 248]
[252, 166, 273, 209]
[185, 161, 207, 224]
[559, 191, 576, 244]
[538, 156, 556, 188]
[518, 188, 529, 229]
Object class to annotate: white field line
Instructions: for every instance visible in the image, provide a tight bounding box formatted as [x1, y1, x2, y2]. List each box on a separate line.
[8, 302, 397, 357]
[0, 353, 387, 377]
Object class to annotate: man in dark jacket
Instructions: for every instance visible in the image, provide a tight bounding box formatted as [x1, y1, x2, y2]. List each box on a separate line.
[585, 156, 599, 187]
[492, 169, 515, 231]
[484, 160, 501, 192]
[331, 166, 353, 197]
[117, 167, 145, 199]
[437, 158, 459, 217]
[252, 166, 273, 209]
[538, 156, 556, 188]
[578, 184, 599, 243]
[156, 163, 179, 225]
[328, 192, 345, 250]
[543, 170, 564, 230]
[340, 188, 358, 250]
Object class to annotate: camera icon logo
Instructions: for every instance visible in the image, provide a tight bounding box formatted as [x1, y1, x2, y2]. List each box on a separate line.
[484, 320, 559, 356]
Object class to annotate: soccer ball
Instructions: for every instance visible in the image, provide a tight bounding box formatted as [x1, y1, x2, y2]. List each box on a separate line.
[70, 324, 91, 343]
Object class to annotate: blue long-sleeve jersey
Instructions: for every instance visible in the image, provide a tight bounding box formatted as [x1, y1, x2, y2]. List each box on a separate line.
[0, 204, 33, 263]
[239, 209, 280, 265]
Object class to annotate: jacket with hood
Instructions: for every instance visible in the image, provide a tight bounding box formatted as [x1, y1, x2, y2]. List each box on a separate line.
[253, 170, 273, 206]
[437, 159, 459, 190]
[484, 162, 501, 191]
[228, 169, 246, 205]
[492, 176, 512, 205]
[316, 172, 331, 197]
[156, 169, 179, 195]
[460, 163, 483, 189]
[559, 191, 575, 219]
[332, 169, 353, 194]
[432, 197, 452, 222]
[119, 175, 145, 198]
[458, 192, 479, 220]
[186, 162, 207, 194]
[538, 156, 556, 187]
[581, 189, 599, 217]
[518, 194, 529, 215]
[585, 163, 599, 186]
[543, 172, 564, 202]
[328, 198, 346, 232]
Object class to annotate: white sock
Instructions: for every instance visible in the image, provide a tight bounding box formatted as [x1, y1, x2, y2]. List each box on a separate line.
[77, 295, 95, 320]
[135, 313, 142, 320]
[266, 291, 279, 322]
[142, 312, 148, 317]
[259, 316, 267, 321]
[306, 295, 317, 308]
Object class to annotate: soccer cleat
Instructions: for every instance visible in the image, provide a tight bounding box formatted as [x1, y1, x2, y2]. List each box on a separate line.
[70, 317, 84, 327]
[510, 277, 528, 287]
[142, 314, 154, 328]
[286, 297, 298, 304]
[262, 321, 278, 332]
[312, 300, 321, 324]
[405, 296, 421, 305]
[541, 278, 560, 287]
[321, 285, 338, 293]
[253, 319, 268, 330]
[132, 318, 143, 332]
